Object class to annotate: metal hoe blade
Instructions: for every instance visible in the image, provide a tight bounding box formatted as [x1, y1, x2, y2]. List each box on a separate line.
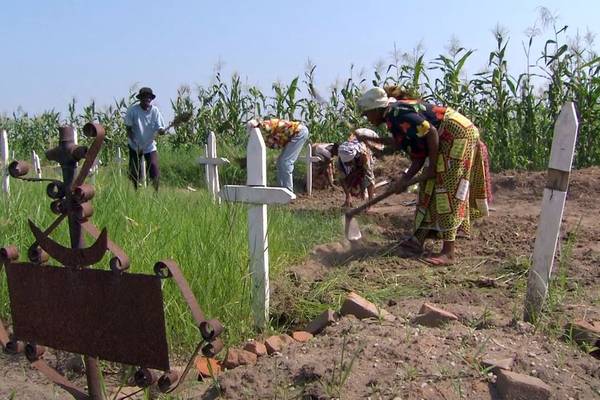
[344, 214, 362, 241]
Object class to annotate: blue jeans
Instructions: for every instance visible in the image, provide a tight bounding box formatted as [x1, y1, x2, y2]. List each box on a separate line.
[276, 125, 309, 193]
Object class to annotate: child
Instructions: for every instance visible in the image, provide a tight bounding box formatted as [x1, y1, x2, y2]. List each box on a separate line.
[336, 129, 380, 208]
[312, 142, 339, 189]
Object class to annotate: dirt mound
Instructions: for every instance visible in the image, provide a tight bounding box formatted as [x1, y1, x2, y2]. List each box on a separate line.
[211, 164, 600, 399]
[4, 161, 600, 399]
[211, 311, 599, 399]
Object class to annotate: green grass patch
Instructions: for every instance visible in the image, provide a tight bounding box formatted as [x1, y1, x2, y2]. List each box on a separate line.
[0, 168, 340, 353]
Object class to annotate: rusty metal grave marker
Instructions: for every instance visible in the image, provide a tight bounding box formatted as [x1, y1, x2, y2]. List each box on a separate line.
[0, 123, 224, 400]
[6, 263, 170, 370]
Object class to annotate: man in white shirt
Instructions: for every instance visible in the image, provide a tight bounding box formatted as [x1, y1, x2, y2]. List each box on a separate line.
[124, 87, 166, 191]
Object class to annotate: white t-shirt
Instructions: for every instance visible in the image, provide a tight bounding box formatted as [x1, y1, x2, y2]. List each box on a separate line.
[124, 104, 166, 154]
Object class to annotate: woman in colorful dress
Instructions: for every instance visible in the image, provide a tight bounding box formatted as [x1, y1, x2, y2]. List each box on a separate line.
[355, 87, 491, 265]
[248, 118, 309, 193]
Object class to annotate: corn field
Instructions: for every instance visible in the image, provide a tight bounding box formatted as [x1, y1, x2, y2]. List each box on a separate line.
[1, 14, 599, 172]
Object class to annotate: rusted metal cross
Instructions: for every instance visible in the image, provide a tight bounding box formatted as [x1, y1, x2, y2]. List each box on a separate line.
[0, 123, 224, 400]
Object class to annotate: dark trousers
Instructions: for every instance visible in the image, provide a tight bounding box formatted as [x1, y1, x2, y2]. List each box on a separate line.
[128, 146, 160, 191]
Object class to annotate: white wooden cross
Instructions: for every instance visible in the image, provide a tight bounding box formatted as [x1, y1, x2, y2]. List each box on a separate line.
[220, 125, 296, 328]
[197, 131, 229, 203]
[524, 102, 579, 322]
[31, 150, 42, 179]
[140, 156, 147, 188]
[89, 158, 100, 184]
[304, 142, 320, 196]
[203, 144, 209, 186]
[1, 129, 9, 194]
[115, 147, 124, 177]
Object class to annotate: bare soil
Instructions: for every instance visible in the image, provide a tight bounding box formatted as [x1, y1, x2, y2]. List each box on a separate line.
[2, 157, 600, 399]
[207, 162, 600, 399]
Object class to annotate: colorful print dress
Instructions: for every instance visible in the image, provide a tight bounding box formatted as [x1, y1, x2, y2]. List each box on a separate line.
[384, 101, 492, 241]
[259, 119, 302, 149]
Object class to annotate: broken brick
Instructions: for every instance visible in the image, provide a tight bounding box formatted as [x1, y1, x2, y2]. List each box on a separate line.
[339, 292, 395, 322]
[412, 303, 458, 328]
[292, 331, 313, 343]
[223, 348, 257, 369]
[481, 356, 514, 372]
[565, 319, 600, 347]
[494, 369, 551, 400]
[279, 334, 295, 347]
[265, 335, 284, 354]
[237, 349, 258, 365]
[305, 309, 337, 334]
[195, 356, 221, 379]
[243, 340, 267, 357]
[223, 350, 238, 369]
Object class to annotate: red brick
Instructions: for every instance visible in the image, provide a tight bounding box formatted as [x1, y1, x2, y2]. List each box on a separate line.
[238, 349, 257, 365]
[279, 334, 295, 347]
[243, 340, 267, 357]
[494, 369, 551, 400]
[223, 348, 257, 369]
[292, 331, 313, 343]
[412, 303, 458, 328]
[265, 335, 283, 354]
[339, 292, 395, 322]
[565, 319, 600, 347]
[223, 349, 239, 369]
[481, 356, 514, 372]
[195, 356, 221, 379]
[305, 309, 337, 334]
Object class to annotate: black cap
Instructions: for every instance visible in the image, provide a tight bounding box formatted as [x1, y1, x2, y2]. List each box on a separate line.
[136, 87, 156, 100]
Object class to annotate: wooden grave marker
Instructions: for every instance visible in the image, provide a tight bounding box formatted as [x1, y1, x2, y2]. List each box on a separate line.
[1, 129, 9, 194]
[197, 131, 229, 203]
[304, 142, 320, 196]
[220, 125, 295, 328]
[523, 102, 579, 322]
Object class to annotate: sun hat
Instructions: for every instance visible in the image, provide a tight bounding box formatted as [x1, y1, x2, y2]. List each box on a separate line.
[354, 128, 378, 140]
[357, 87, 393, 112]
[136, 87, 156, 100]
[354, 128, 384, 151]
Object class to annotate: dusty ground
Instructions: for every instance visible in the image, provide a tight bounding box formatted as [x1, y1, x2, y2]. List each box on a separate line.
[206, 164, 600, 399]
[2, 160, 600, 399]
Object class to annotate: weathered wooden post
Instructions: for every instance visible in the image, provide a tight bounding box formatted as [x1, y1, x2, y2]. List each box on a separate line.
[197, 132, 229, 203]
[524, 102, 579, 322]
[31, 150, 42, 179]
[140, 156, 147, 188]
[304, 142, 320, 196]
[203, 144, 209, 187]
[1, 129, 9, 194]
[220, 125, 295, 328]
[115, 147, 123, 177]
[89, 159, 100, 184]
[306, 143, 313, 196]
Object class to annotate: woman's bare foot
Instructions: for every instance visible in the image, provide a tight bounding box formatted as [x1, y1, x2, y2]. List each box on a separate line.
[423, 253, 455, 266]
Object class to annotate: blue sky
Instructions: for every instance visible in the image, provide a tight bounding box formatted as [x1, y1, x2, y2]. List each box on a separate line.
[0, 0, 598, 118]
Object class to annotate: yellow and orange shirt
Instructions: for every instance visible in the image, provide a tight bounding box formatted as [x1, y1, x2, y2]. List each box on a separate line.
[259, 119, 302, 149]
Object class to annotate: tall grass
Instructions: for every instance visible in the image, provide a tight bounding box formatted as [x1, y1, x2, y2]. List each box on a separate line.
[0, 168, 341, 351]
